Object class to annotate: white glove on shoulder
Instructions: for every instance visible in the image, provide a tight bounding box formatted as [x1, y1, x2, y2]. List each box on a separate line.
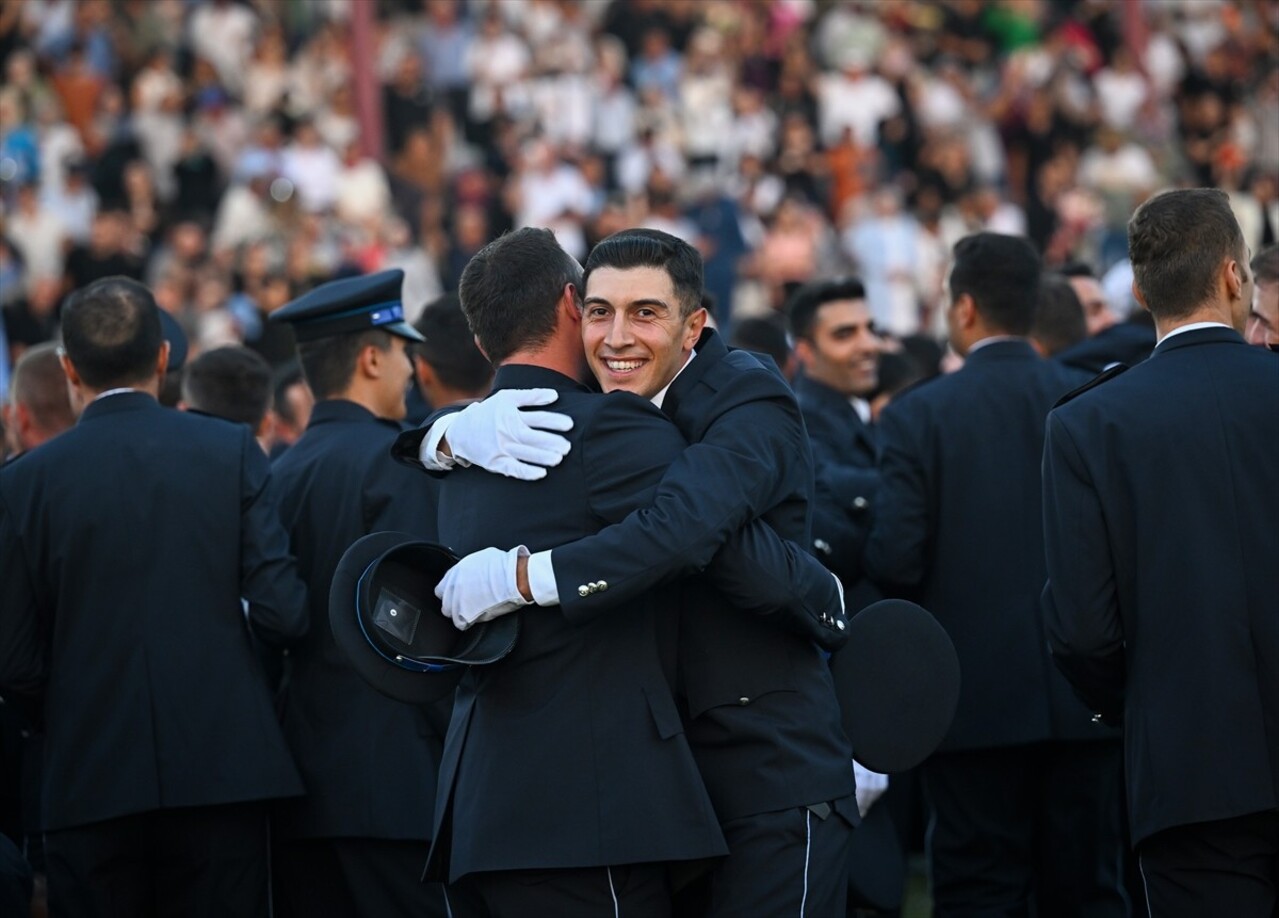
[435, 545, 533, 630]
[442, 388, 573, 481]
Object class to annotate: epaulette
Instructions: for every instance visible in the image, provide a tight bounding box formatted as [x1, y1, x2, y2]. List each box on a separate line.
[1053, 363, 1128, 409]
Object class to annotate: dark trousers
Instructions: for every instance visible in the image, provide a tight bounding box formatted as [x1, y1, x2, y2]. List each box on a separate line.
[447, 863, 672, 918]
[273, 836, 445, 918]
[1138, 809, 1278, 918]
[923, 741, 1127, 918]
[43, 801, 270, 918]
[677, 801, 854, 918]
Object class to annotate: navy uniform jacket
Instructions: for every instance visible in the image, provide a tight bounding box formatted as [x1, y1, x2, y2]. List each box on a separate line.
[0, 392, 306, 832]
[1055, 318, 1156, 374]
[793, 372, 880, 592]
[427, 364, 726, 882]
[1043, 327, 1279, 844]
[271, 399, 444, 840]
[550, 330, 855, 822]
[864, 339, 1108, 751]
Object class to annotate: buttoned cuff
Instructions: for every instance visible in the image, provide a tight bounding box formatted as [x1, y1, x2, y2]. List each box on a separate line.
[420, 413, 467, 471]
[527, 550, 559, 606]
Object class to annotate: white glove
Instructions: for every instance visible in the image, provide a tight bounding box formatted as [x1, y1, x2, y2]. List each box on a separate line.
[442, 388, 573, 481]
[853, 760, 889, 817]
[435, 545, 532, 630]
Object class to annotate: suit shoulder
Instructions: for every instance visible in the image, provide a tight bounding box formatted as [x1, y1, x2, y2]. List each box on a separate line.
[1052, 363, 1129, 410]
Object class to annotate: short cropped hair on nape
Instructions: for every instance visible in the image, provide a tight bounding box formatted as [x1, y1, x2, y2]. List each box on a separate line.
[60, 276, 164, 389]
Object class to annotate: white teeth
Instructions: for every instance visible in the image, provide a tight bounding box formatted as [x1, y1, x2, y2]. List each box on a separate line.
[605, 359, 643, 371]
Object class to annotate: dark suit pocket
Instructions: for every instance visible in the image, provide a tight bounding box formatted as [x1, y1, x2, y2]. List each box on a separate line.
[683, 644, 800, 719]
[643, 686, 684, 740]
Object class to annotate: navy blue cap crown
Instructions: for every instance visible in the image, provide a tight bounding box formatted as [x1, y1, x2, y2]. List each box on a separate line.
[270, 269, 426, 344]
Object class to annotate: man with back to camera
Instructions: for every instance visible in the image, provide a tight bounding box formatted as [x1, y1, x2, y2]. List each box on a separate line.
[1042, 188, 1279, 916]
[0, 276, 307, 917]
[863, 233, 1127, 917]
[408, 228, 856, 917]
[267, 269, 449, 918]
[180, 344, 276, 450]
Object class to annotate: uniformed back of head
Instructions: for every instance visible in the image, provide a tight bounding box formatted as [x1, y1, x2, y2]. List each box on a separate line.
[1030, 273, 1087, 357]
[412, 293, 493, 396]
[949, 233, 1041, 335]
[1128, 188, 1246, 321]
[583, 228, 704, 318]
[61, 276, 164, 389]
[181, 345, 273, 429]
[459, 227, 583, 364]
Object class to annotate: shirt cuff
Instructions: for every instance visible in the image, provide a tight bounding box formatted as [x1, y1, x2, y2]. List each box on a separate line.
[527, 550, 559, 606]
[420, 413, 466, 471]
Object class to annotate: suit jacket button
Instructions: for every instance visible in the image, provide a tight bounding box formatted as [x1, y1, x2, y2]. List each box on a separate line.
[738, 696, 750, 705]
[598, 581, 608, 591]
[852, 496, 869, 511]
[813, 538, 831, 555]
[578, 585, 591, 597]
[836, 620, 846, 631]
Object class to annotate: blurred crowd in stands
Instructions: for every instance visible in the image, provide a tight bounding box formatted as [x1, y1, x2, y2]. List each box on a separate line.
[2, 0, 1277, 387]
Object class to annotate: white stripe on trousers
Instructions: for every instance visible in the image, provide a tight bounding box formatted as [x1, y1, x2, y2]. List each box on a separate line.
[799, 808, 813, 917]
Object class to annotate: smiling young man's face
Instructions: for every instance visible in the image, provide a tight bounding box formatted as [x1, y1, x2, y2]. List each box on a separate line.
[582, 265, 707, 398]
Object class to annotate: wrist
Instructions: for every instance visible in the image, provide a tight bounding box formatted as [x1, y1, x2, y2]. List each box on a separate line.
[516, 553, 532, 602]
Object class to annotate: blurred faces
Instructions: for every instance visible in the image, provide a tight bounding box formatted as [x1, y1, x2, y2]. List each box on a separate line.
[795, 298, 881, 398]
[1068, 275, 1117, 336]
[583, 265, 706, 399]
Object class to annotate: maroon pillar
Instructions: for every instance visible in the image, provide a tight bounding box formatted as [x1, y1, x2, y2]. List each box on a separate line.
[351, 0, 384, 162]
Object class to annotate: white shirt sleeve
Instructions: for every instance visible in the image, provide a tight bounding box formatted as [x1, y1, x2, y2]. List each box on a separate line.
[419, 412, 467, 471]
[527, 550, 560, 606]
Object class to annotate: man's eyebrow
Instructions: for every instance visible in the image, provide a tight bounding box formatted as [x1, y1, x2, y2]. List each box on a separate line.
[582, 295, 672, 309]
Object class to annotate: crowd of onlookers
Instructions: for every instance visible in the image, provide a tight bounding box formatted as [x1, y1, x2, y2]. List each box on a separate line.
[1, 0, 1277, 396]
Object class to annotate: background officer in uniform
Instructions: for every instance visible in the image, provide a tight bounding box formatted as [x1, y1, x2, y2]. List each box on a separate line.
[426, 228, 855, 917]
[0, 276, 307, 917]
[268, 269, 449, 918]
[864, 234, 1127, 917]
[1043, 188, 1279, 916]
[180, 345, 276, 450]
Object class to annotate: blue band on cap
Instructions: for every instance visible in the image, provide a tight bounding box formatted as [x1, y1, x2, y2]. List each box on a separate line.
[355, 560, 457, 673]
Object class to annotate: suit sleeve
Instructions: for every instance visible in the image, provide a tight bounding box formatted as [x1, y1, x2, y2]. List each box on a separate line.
[808, 429, 879, 585]
[0, 485, 45, 700]
[1040, 411, 1126, 722]
[239, 431, 310, 646]
[557, 379, 824, 624]
[862, 399, 931, 591]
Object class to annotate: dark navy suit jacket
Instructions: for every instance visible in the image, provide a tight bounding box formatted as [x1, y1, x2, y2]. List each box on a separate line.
[550, 330, 855, 822]
[427, 364, 726, 882]
[864, 339, 1109, 751]
[0, 392, 306, 831]
[271, 399, 445, 841]
[1055, 318, 1156, 374]
[1043, 327, 1279, 844]
[793, 372, 880, 592]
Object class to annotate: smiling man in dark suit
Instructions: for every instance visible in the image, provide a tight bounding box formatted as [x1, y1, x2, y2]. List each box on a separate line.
[863, 233, 1127, 917]
[415, 228, 855, 917]
[1043, 188, 1279, 916]
[0, 276, 307, 918]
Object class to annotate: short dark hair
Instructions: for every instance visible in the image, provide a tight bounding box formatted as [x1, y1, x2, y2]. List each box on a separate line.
[1251, 243, 1279, 285]
[412, 293, 493, 395]
[9, 342, 74, 433]
[949, 233, 1041, 335]
[272, 360, 308, 424]
[1030, 273, 1088, 356]
[181, 345, 273, 428]
[60, 276, 164, 389]
[459, 228, 583, 364]
[1128, 188, 1246, 320]
[729, 316, 792, 371]
[297, 329, 393, 400]
[785, 277, 868, 340]
[583, 228, 703, 317]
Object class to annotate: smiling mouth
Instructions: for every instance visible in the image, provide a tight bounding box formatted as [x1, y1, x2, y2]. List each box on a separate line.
[603, 358, 646, 372]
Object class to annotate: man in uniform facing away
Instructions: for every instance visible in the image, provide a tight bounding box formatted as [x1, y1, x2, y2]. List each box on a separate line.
[863, 233, 1127, 916]
[1043, 188, 1279, 916]
[267, 269, 449, 918]
[0, 276, 308, 917]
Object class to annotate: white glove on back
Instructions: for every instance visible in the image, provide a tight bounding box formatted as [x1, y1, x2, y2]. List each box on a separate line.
[443, 388, 573, 481]
[435, 545, 532, 630]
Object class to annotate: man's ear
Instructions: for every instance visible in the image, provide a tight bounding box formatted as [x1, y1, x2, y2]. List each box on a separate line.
[155, 341, 170, 377]
[1224, 257, 1245, 300]
[472, 334, 490, 363]
[357, 343, 382, 379]
[561, 283, 582, 328]
[953, 293, 977, 329]
[60, 352, 82, 388]
[685, 306, 708, 343]
[413, 354, 436, 389]
[1131, 279, 1150, 314]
